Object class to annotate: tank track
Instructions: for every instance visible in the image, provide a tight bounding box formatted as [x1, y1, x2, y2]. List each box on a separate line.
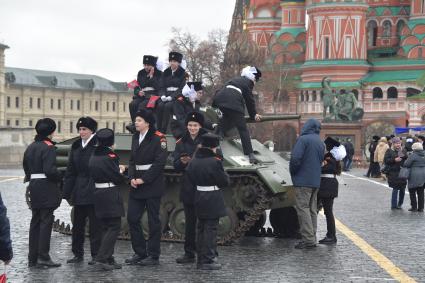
[52, 173, 274, 245]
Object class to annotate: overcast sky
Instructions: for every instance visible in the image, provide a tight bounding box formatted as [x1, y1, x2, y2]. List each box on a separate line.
[0, 0, 235, 82]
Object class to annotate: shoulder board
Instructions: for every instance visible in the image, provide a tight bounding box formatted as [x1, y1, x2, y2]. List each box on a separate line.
[108, 153, 117, 158]
[215, 156, 222, 161]
[43, 140, 54, 146]
[177, 96, 184, 101]
[155, 130, 165, 137]
[176, 138, 182, 144]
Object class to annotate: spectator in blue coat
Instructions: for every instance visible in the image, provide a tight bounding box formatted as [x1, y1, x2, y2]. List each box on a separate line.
[0, 192, 13, 264]
[290, 118, 325, 249]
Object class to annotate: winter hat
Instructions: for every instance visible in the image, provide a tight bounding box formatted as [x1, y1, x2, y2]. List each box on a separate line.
[35, 118, 56, 137]
[96, 128, 114, 147]
[76, 116, 97, 132]
[135, 109, 156, 126]
[185, 111, 204, 127]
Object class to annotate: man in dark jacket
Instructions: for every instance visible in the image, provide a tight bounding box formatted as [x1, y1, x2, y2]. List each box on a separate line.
[384, 137, 407, 209]
[186, 133, 230, 270]
[365, 135, 380, 178]
[125, 109, 167, 266]
[174, 112, 208, 264]
[127, 55, 163, 133]
[63, 117, 101, 264]
[89, 128, 127, 271]
[289, 119, 325, 249]
[342, 138, 354, 171]
[0, 192, 12, 265]
[23, 118, 62, 267]
[157, 51, 186, 133]
[212, 66, 262, 164]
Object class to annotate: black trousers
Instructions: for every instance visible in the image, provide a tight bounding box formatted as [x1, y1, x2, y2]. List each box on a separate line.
[156, 100, 174, 133]
[321, 197, 336, 239]
[197, 218, 219, 264]
[218, 109, 253, 155]
[129, 97, 148, 122]
[28, 208, 55, 262]
[366, 161, 381, 177]
[127, 197, 161, 259]
[409, 186, 425, 210]
[96, 217, 121, 263]
[72, 204, 102, 258]
[183, 204, 196, 257]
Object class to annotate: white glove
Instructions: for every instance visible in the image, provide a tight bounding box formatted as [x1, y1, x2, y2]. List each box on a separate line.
[161, 95, 167, 102]
[166, 96, 173, 102]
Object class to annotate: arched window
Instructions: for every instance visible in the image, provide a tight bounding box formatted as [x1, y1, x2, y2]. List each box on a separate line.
[306, 94, 310, 102]
[396, 20, 405, 37]
[312, 90, 317, 101]
[372, 87, 383, 99]
[383, 20, 392, 37]
[300, 94, 304, 101]
[387, 87, 398, 99]
[352, 89, 359, 100]
[367, 21, 378, 47]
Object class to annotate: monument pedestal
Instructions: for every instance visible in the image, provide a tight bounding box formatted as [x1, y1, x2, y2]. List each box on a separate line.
[320, 122, 363, 158]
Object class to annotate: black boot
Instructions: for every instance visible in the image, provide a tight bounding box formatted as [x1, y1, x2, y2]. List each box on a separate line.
[248, 153, 259, 164]
[318, 236, 337, 244]
[176, 254, 195, 264]
[67, 256, 83, 263]
[125, 254, 146, 265]
[37, 258, 61, 268]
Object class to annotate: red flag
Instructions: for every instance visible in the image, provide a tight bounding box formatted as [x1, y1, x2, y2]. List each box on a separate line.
[147, 96, 160, 108]
[127, 80, 139, 89]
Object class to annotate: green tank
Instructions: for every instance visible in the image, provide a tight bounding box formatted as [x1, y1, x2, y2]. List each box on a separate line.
[52, 109, 300, 245]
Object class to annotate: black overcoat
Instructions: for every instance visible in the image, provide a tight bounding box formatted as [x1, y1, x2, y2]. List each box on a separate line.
[186, 147, 229, 219]
[128, 128, 168, 199]
[88, 146, 126, 218]
[134, 67, 163, 98]
[23, 135, 62, 209]
[63, 136, 97, 205]
[318, 153, 339, 198]
[160, 66, 186, 99]
[384, 148, 407, 190]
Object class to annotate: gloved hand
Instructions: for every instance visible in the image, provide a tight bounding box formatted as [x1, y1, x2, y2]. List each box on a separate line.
[161, 95, 167, 102]
[166, 96, 173, 102]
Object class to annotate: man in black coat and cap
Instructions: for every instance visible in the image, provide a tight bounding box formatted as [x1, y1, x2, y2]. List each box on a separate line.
[23, 118, 62, 268]
[212, 66, 262, 164]
[63, 117, 102, 264]
[89, 128, 127, 271]
[186, 133, 230, 270]
[127, 55, 163, 133]
[0, 192, 12, 265]
[125, 109, 168, 266]
[365, 135, 380, 178]
[157, 51, 187, 133]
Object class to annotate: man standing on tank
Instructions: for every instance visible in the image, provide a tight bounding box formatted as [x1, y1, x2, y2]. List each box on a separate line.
[125, 109, 167, 266]
[212, 66, 262, 164]
[289, 118, 325, 249]
[63, 117, 102, 265]
[127, 55, 163, 133]
[23, 118, 63, 267]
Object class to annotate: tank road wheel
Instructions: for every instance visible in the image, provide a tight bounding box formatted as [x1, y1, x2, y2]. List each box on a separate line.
[269, 207, 300, 238]
[217, 208, 239, 239]
[168, 205, 186, 239]
[141, 209, 169, 239]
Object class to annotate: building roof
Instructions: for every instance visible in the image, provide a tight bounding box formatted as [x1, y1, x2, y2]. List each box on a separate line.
[298, 81, 361, 89]
[0, 43, 9, 50]
[4, 67, 129, 93]
[362, 70, 423, 83]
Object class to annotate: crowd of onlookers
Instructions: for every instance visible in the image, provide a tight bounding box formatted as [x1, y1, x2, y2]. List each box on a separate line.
[365, 134, 425, 211]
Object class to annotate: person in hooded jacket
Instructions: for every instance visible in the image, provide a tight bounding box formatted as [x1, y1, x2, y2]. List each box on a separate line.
[317, 137, 343, 245]
[173, 112, 207, 264]
[289, 118, 325, 249]
[156, 51, 186, 133]
[170, 82, 214, 139]
[186, 133, 230, 270]
[384, 137, 407, 209]
[212, 66, 262, 164]
[125, 109, 167, 266]
[89, 128, 127, 271]
[127, 55, 163, 133]
[0, 192, 12, 265]
[403, 142, 425, 212]
[23, 118, 62, 268]
[63, 117, 102, 264]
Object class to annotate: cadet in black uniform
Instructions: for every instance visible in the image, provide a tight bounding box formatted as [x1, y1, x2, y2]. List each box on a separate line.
[174, 112, 208, 264]
[23, 118, 62, 268]
[125, 109, 167, 266]
[157, 51, 186, 133]
[186, 133, 230, 270]
[127, 55, 163, 133]
[212, 66, 262, 164]
[63, 117, 101, 264]
[171, 82, 214, 139]
[89, 128, 127, 271]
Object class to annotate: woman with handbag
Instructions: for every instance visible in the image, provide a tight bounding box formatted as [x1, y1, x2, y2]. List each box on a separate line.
[403, 142, 425, 212]
[383, 137, 407, 209]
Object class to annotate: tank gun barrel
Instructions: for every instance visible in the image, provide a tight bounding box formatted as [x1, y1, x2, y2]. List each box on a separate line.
[245, 114, 300, 123]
